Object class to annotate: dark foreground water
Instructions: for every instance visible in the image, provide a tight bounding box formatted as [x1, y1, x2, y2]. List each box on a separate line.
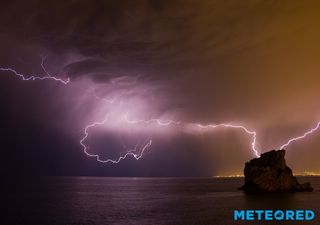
[2, 177, 320, 225]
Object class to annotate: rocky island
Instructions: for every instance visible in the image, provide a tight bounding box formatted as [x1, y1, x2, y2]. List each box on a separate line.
[239, 150, 313, 193]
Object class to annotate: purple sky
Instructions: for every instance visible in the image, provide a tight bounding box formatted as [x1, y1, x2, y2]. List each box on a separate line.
[1, 0, 320, 176]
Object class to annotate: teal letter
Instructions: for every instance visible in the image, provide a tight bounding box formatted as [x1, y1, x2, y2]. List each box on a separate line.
[296, 210, 304, 220]
[305, 210, 315, 221]
[234, 210, 245, 220]
[265, 210, 273, 220]
[274, 210, 284, 220]
[255, 210, 263, 220]
[246, 210, 254, 220]
[285, 210, 295, 220]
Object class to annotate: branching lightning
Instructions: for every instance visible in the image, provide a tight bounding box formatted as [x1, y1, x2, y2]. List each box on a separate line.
[194, 123, 259, 157]
[0, 67, 70, 84]
[279, 121, 320, 150]
[2, 59, 320, 164]
[79, 116, 153, 163]
[0, 56, 70, 84]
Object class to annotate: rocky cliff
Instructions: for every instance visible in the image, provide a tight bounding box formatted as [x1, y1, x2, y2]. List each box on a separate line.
[239, 150, 313, 193]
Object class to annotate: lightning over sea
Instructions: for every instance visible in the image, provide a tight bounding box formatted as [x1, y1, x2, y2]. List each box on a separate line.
[1, 59, 319, 164]
[2, 2, 320, 225]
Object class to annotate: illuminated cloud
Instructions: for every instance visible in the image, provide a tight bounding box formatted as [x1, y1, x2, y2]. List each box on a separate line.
[1, 0, 320, 175]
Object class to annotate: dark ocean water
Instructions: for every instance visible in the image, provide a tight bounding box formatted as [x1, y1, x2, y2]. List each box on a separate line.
[2, 176, 320, 225]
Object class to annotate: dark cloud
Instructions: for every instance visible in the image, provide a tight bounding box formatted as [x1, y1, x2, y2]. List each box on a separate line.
[1, 0, 320, 176]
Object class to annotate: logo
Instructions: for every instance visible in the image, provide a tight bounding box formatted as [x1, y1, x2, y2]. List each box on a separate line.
[234, 210, 315, 221]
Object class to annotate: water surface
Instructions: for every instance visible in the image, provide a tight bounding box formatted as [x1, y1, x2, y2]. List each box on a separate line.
[3, 177, 320, 225]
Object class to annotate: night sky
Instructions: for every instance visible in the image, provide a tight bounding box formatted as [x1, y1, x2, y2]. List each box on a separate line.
[1, 0, 320, 176]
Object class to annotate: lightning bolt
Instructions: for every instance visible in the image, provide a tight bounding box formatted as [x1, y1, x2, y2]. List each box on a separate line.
[0, 56, 70, 84]
[79, 116, 153, 163]
[79, 113, 178, 164]
[124, 114, 181, 126]
[2, 58, 320, 164]
[193, 123, 259, 157]
[279, 122, 320, 150]
[0, 67, 70, 84]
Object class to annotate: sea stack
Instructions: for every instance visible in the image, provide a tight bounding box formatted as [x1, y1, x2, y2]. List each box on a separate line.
[239, 150, 313, 193]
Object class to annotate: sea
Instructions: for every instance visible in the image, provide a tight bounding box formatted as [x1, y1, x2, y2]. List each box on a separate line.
[2, 176, 320, 225]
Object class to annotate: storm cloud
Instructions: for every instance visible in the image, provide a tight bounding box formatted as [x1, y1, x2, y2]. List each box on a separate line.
[1, 0, 320, 176]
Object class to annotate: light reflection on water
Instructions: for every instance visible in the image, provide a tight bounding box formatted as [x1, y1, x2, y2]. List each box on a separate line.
[2, 177, 320, 225]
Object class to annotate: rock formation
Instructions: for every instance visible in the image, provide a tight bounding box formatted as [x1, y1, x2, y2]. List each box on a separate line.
[239, 150, 313, 193]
